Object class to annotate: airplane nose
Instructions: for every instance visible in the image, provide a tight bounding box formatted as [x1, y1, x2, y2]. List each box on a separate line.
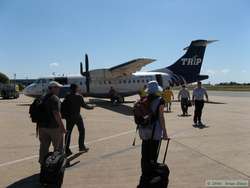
[23, 84, 35, 97]
[23, 87, 29, 96]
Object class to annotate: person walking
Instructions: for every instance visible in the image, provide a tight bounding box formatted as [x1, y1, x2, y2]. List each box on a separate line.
[64, 84, 94, 156]
[162, 87, 174, 112]
[38, 81, 66, 165]
[192, 81, 208, 127]
[178, 85, 190, 116]
[137, 81, 169, 188]
[109, 86, 119, 104]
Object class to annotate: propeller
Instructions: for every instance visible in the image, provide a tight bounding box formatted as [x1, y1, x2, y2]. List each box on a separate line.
[80, 54, 90, 93]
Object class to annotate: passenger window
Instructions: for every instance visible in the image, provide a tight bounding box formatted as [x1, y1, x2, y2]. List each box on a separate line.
[128, 80, 131, 83]
[109, 81, 111, 84]
[137, 80, 140, 83]
[133, 80, 136, 83]
[119, 80, 122, 84]
[123, 80, 127, 84]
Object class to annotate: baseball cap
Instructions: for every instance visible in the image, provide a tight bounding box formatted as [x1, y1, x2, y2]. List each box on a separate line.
[48, 81, 63, 88]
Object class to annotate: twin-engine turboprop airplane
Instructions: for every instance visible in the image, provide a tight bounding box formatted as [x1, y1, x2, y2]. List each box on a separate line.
[23, 39, 217, 102]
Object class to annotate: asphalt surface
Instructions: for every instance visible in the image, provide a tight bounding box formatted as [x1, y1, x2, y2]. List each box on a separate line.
[0, 92, 249, 188]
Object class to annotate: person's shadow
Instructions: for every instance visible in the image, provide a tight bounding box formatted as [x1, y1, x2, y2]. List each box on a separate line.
[6, 152, 84, 188]
[6, 174, 41, 188]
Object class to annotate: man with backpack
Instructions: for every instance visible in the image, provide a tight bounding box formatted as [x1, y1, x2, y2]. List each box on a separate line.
[135, 81, 169, 188]
[36, 81, 67, 165]
[62, 84, 94, 156]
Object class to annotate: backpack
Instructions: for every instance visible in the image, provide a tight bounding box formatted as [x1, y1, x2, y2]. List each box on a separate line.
[133, 97, 157, 127]
[29, 95, 51, 124]
[61, 95, 70, 119]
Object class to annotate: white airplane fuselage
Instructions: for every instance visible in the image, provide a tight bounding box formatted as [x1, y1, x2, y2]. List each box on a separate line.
[23, 72, 171, 99]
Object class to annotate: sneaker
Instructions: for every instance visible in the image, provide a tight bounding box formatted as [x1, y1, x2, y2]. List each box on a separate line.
[198, 122, 203, 127]
[79, 147, 89, 153]
[66, 149, 73, 157]
[193, 122, 198, 127]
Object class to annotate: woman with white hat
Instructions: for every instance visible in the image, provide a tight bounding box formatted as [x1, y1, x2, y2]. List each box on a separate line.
[138, 80, 169, 187]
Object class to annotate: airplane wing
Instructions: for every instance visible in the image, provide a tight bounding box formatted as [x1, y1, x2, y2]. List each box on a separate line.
[109, 58, 156, 77]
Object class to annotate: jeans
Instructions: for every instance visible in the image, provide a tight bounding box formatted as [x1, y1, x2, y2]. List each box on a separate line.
[141, 140, 160, 176]
[194, 100, 204, 123]
[181, 98, 189, 115]
[39, 127, 63, 164]
[65, 115, 85, 151]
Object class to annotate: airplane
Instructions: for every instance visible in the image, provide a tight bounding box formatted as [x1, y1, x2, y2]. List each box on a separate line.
[23, 39, 217, 102]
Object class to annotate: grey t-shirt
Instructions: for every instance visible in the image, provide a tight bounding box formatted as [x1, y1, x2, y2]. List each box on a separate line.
[39, 94, 61, 128]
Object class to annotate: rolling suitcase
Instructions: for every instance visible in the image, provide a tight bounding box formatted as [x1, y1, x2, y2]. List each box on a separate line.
[40, 135, 69, 188]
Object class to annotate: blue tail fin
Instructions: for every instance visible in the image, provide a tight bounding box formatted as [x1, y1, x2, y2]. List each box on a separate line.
[167, 40, 216, 83]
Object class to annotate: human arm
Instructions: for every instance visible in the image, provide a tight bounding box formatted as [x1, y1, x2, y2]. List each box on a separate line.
[159, 104, 169, 140]
[53, 111, 66, 133]
[51, 96, 66, 133]
[205, 90, 209, 102]
[81, 96, 94, 110]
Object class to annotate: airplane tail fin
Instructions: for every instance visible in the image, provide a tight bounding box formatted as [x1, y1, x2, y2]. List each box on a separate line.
[166, 40, 217, 84]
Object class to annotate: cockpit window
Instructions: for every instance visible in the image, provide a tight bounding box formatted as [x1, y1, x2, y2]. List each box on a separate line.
[35, 79, 41, 84]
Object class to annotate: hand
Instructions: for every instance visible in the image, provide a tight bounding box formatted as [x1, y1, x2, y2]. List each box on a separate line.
[61, 127, 67, 134]
[162, 133, 169, 140]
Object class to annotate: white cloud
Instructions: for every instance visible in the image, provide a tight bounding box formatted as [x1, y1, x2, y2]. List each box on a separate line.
[241, 70, 247, 73]
[49, 62, 59, 67]
[221, 69, 230, 74]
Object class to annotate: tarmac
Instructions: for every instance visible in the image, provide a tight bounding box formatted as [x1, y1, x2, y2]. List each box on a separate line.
[0, 91, 250, 188]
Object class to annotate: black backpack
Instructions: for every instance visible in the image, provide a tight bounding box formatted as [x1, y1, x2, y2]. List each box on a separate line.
[29, 95, 51, 124]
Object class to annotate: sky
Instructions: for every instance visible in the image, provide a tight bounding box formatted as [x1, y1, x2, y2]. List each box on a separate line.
[0, 0, 249, 83]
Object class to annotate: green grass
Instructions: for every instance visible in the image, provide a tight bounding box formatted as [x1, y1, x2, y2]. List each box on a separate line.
[173, 85, 250, 92]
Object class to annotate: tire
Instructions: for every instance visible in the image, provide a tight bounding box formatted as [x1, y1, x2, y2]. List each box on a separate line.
[118, 96, 125, 103]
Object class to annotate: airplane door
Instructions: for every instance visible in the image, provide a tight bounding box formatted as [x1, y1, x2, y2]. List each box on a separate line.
[156, 74, 163, 87]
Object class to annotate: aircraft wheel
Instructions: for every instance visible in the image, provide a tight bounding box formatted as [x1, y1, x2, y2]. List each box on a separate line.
[118, 96, 125, 103]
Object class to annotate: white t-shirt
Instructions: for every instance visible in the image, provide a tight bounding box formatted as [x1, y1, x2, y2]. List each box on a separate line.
[192, 87, 207, 101]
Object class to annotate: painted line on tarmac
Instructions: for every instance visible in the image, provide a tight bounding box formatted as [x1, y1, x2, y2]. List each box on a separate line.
[0, 129, 135, 168]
